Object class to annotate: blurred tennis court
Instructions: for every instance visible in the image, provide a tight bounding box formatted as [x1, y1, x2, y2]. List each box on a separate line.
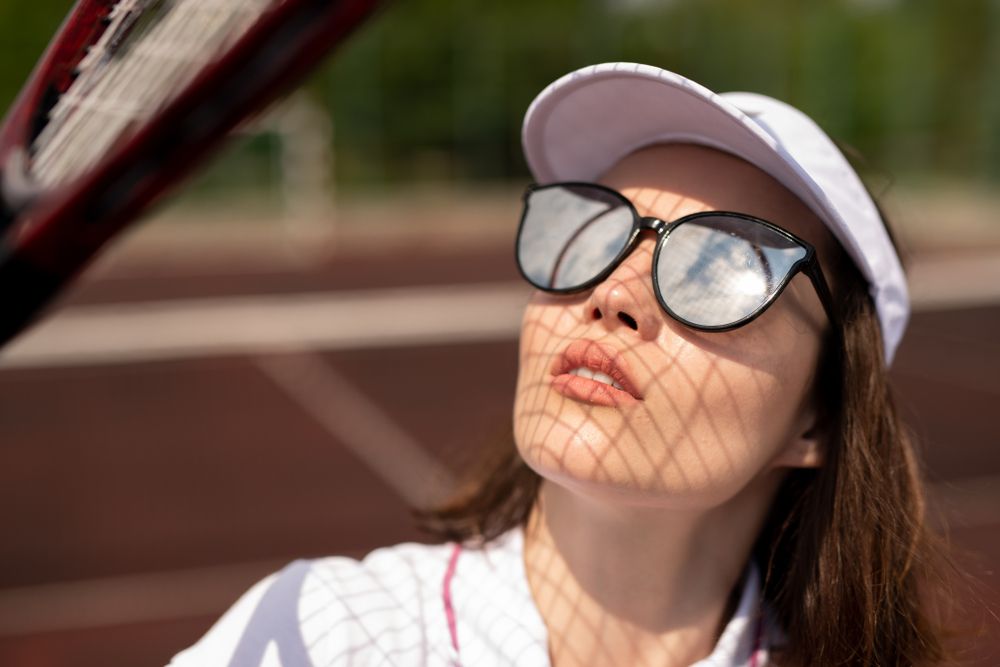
[2, 2, 999, 664]
[0, 186, 997, 666]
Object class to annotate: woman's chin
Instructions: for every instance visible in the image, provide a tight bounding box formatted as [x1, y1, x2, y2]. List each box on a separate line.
[516, 429, 673, 504]
[515, 425, 754, 512]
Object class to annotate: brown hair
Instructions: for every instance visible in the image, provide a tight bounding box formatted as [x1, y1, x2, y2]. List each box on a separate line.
[751, 246, 951, 665]
[419, 223, 954, 666]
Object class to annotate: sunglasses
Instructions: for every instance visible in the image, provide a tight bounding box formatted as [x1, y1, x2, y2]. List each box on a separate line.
[515, 182, 838, 333]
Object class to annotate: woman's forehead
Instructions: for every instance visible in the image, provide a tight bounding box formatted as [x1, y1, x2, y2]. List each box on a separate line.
[598, 143, 837, 253]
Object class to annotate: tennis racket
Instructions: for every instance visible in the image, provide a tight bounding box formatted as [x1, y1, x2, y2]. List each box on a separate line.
[0, 0, 382, 347]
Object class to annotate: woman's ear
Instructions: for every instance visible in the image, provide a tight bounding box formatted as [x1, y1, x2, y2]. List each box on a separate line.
[772, 406, 826, 469]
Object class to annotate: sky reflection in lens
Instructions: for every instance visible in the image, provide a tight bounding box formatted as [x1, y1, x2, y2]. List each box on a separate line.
[519, 186, 634, 290]
[657, 218, 806, 327]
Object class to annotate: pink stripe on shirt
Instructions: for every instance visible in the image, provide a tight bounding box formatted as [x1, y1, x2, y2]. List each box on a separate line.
[442, 543, 463, 660]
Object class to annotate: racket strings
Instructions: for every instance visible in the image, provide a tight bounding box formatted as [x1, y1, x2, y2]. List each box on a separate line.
[29, 0, 276, 189]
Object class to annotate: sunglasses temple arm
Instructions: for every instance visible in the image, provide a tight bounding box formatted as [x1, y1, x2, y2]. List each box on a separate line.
[806, 261, 840, 333]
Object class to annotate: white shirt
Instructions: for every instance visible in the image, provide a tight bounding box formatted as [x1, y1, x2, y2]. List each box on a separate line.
[169, 527, 773, 666]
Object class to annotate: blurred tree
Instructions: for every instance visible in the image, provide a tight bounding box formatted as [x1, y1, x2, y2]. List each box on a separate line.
[2, 0, 997, 188]
[0, 1, 70, 110]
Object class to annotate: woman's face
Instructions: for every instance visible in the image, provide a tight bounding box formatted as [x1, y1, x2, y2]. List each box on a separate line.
[513, 143, 838, 509]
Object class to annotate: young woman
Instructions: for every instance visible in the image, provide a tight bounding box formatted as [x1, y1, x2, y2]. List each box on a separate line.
[170, 63, 948, 667]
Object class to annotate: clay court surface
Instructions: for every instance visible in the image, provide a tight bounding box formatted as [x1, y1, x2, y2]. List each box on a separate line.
[0, 201, 997, 666]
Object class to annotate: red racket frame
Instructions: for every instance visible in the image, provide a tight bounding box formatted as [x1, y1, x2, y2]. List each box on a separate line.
[0, 0, 382, 345]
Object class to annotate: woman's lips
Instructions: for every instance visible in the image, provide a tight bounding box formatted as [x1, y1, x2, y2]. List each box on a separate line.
[550, 340, 643, 406]
[551, 374, 639, 407]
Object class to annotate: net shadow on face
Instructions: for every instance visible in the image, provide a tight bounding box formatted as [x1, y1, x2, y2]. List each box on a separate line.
[513, 249, 814, 503]
[512, 286, 808, 661]
[515, 181, 827, 498]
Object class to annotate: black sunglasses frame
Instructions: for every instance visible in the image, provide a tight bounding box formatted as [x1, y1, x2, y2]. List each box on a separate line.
[516, 181, 839, 334]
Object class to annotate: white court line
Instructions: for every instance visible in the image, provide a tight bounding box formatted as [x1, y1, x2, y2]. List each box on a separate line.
[0, 282, 530, 369]
[253, 351, 456, 508]
[0, 474, 993, 637]
[1, 251, 999, 370]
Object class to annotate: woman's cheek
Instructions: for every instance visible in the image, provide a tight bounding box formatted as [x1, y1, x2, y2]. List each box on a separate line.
[513, 295, 820, 508]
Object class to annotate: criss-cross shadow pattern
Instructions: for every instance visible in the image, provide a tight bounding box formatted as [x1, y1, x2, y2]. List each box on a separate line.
[509, 145, 835, 666]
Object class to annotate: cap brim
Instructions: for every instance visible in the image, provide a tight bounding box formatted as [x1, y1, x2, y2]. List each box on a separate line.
[523, 64, 829, 238]
[521, 62, 909, 364]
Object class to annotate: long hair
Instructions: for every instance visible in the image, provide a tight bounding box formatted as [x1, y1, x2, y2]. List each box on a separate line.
[418, 227, 952, 666]
[751, 246, 950, 665]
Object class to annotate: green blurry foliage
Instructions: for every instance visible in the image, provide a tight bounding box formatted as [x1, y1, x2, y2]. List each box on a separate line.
[2, 0, 999, 188]
[0, 2, 71, 109]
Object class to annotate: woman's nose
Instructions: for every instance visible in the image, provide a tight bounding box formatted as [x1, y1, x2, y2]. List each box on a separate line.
[585, 236, 663, 341]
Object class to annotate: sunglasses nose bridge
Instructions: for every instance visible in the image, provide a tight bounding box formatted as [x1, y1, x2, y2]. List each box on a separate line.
[638, 216, 669, 235]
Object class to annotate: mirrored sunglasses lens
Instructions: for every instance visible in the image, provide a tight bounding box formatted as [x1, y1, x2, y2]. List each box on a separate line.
[656, 216, 808, 327]
[518, 185, 634, 290]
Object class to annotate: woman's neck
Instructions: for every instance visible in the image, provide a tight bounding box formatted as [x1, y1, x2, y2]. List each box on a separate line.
[523, 475, 781, 667]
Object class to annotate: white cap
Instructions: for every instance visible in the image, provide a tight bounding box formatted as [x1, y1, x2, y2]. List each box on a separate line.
[521, 62, 908, 365]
